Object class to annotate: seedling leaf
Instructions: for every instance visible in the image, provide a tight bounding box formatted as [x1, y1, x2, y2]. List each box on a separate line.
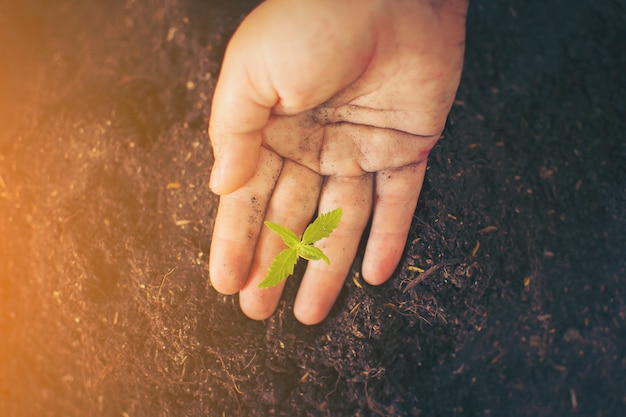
[259, 208, 342, 288]
[301, 207, 342, 245]
[258, 247, 298, 288]
[264, 221, 299, 248]
[297, 245, 330, 264]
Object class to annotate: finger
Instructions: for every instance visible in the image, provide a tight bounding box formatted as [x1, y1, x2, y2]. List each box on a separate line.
[293, 174, 373, 325]
[208, 130, 263, 196]
[208, 8, 279, 195]
[209, 148, 282, 294]
[362, 162, 428, 285]
[238, 161, 322, 320]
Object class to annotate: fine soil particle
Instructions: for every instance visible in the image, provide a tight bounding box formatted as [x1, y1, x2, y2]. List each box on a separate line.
[1, 0, 624, 416]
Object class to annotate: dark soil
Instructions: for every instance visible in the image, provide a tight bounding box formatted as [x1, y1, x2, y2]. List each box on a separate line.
[1, 0, 624, 416]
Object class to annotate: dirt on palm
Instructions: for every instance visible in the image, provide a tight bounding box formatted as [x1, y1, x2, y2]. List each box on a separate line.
[1, 0, 624, 416]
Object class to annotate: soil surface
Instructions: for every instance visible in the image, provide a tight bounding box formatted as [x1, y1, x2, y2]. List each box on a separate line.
[1, 0, 624, 416]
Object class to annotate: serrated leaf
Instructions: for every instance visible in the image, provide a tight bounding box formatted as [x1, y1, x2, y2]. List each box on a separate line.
[258, 247, 298, 288]
[259, 207, 343, 289]
[301, 208, 342, 245]
[264, 221, 300, 248]
[297, 244, 330, 264]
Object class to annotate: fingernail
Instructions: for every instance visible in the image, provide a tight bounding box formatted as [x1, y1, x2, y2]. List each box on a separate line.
[209, 163, 221, 192]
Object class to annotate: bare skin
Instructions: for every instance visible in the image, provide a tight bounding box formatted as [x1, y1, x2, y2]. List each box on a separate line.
[208, 0, 468, 325]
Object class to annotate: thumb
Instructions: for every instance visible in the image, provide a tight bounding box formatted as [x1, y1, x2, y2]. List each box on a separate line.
[208, 130, 262, 195]
[208, 8, 278, 195]
[208, 66, 274, 195]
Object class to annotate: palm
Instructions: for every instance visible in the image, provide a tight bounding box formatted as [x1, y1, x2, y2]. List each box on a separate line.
[262, 104, 441, 180]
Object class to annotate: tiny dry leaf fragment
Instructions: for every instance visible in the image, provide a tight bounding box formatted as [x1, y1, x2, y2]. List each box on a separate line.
[166, 182, 182, 189]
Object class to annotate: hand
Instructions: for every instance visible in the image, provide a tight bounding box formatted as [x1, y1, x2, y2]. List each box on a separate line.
[208, 0, 468, 324]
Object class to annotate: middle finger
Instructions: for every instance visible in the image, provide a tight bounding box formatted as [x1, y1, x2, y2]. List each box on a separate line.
[238, 161, 322, 320]
[293, 173, 373, 325]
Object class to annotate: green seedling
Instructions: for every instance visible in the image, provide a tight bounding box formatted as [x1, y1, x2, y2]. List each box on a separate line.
[258, 208, 342, 288]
